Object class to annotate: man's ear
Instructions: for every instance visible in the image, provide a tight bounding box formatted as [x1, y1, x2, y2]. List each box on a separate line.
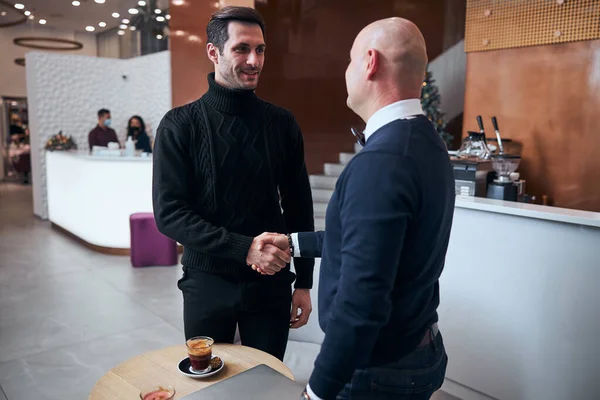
[366, 48, 379, 80]
[207, 43, 219, 64]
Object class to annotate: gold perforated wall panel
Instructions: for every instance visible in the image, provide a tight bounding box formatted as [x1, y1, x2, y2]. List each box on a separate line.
[465, 0, 600, 52]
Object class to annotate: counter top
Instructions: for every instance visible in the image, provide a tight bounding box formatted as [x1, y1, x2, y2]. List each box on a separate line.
[49, 150, 152, 162]
[455, 196, 600, 228]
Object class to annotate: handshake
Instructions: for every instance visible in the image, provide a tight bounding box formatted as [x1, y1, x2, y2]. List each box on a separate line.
[245, 232, 292, 276]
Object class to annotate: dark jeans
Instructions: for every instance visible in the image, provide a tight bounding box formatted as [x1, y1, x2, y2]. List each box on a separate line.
[177, 267, 292, 361]
[337, 331, 448, 400]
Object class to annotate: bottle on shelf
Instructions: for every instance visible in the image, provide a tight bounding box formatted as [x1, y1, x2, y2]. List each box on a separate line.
[125, 136, 135, 157]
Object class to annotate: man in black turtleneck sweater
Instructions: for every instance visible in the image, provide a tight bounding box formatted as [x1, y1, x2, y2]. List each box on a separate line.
[152, 6, 314, 361]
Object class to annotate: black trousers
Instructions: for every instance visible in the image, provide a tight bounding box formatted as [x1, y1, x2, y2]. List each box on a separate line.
[177, 267, 293, 361]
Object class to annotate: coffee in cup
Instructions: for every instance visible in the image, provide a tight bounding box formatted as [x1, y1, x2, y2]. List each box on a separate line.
[186, 336, 214, 373]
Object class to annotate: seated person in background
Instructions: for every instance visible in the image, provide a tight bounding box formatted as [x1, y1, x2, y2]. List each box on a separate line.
[9, 113, 26, 144]
[88, 108, 119, 151]
[126, 115, 152, 153]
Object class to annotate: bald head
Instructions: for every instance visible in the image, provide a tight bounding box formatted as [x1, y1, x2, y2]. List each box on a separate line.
[358, 18, 427, 85]
[345, 18, 428, 121]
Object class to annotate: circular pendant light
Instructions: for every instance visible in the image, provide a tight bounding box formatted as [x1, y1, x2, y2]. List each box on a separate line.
[13, 37, 84, 51]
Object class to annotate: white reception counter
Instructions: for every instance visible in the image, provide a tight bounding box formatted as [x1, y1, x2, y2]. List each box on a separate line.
[46, 151, 152, 252]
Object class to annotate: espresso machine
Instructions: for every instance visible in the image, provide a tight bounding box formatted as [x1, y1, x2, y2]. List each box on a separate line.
[451, 116, 494, 197]
[451, 158, 494, 197]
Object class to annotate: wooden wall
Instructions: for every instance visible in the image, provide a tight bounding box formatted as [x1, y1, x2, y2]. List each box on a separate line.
[463, 40, 600, 212]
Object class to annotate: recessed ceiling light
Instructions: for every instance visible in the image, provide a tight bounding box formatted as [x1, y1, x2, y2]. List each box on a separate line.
[72, 0, 80, 6]
[85, 26, 95, 32]
[121, 18, 129, 24]
[128, 8, 139, 14]
[24, 10, 31, 16]
[129, 25, 136, 31]
[119, 24, 127, 29]
[156, 34, 163, 39]
[165, 14, 170, 20]
[98, 21, 106, 27]
[94, 0, 106, 3]
[172, 0, 184, 5]
[28, 15, 34, 19]
[112, 12, 120, 18]
[154, 9, 161, 14]
[14, 4, 25, 10]
[118, 30, 125, 35]
[156, 16, 165, 22]
[174, 30, 184, 36]
[39, 19, 46, 25]
[1, 11, 6, 16]
[138, 0, 146, 5]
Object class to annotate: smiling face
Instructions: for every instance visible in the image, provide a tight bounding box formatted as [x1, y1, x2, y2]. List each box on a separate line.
[207, 21, 266, 90]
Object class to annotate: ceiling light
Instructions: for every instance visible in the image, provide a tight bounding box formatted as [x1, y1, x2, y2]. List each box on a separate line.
[128, 8, 139, 14]
[39, 19, 46, 25]
[154, 8, 161, 14]
[14, 4, 25, 10]
[98, 21, 106, 27]
[156, 16, 165, 22]
[24, 10, 31, 16]
[118, 30, 125, 35]
[172, 0, 184, 5]
[119, 24, 127, 29]
[72, 0, 80, 5]
[174, 30, 184, 36]
[85, 26, 95, 32]
[112, 12, 120, 18]
[28, 15, 34, 19]
[121, 18, 129, 24]
[94, 0, 106, 3]
[138, 0, 146, 5]
[156, 34, 163, 39]
[129, 26, 136, 31]
[165, 14, 170, 20]
[1, 11, 6, 16]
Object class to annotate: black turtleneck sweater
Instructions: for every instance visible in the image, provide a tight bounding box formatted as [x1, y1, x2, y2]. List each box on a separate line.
[152, 73, 315, 288]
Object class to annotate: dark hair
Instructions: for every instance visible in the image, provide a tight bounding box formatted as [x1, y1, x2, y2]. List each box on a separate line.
[127, 115, 146, 136]
[98, 108, 110, 118]
[206, 6, 265, 53]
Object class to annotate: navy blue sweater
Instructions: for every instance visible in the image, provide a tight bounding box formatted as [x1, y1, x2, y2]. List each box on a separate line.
[302, 116, 455, 399]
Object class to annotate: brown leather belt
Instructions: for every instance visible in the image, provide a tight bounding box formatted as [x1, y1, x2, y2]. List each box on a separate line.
[417, 323, 439, 347]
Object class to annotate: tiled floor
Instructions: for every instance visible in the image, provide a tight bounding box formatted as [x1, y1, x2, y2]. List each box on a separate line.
[0, 183, 458, 400]
[0, 183, 184, 399]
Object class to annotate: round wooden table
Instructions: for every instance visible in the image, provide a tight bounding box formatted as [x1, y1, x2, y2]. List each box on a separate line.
[89, 344, 295, 399]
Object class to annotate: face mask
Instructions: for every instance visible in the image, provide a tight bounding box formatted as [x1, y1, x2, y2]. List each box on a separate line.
[104, 118, 112, 127]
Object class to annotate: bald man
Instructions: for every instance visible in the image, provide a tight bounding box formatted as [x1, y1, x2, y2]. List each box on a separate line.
[254, 18, 455, 400]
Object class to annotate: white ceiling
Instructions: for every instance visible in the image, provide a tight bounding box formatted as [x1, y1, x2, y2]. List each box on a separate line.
[3, 0, 169, 33]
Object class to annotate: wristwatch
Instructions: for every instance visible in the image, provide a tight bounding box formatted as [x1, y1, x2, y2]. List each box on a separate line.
[286, 233, 295, 257]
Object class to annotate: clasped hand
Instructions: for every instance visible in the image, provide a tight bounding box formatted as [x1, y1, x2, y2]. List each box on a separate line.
[245, 232, 291, 275]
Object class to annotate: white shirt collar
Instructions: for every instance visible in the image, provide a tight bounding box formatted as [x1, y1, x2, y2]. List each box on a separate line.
[363, 99, 424, 142]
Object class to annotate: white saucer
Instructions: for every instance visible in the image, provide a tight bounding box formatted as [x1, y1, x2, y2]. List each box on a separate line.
[177, 355, 225, 379]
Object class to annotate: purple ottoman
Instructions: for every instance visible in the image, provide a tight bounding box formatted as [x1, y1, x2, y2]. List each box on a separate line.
[129, 212, 178, 267]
